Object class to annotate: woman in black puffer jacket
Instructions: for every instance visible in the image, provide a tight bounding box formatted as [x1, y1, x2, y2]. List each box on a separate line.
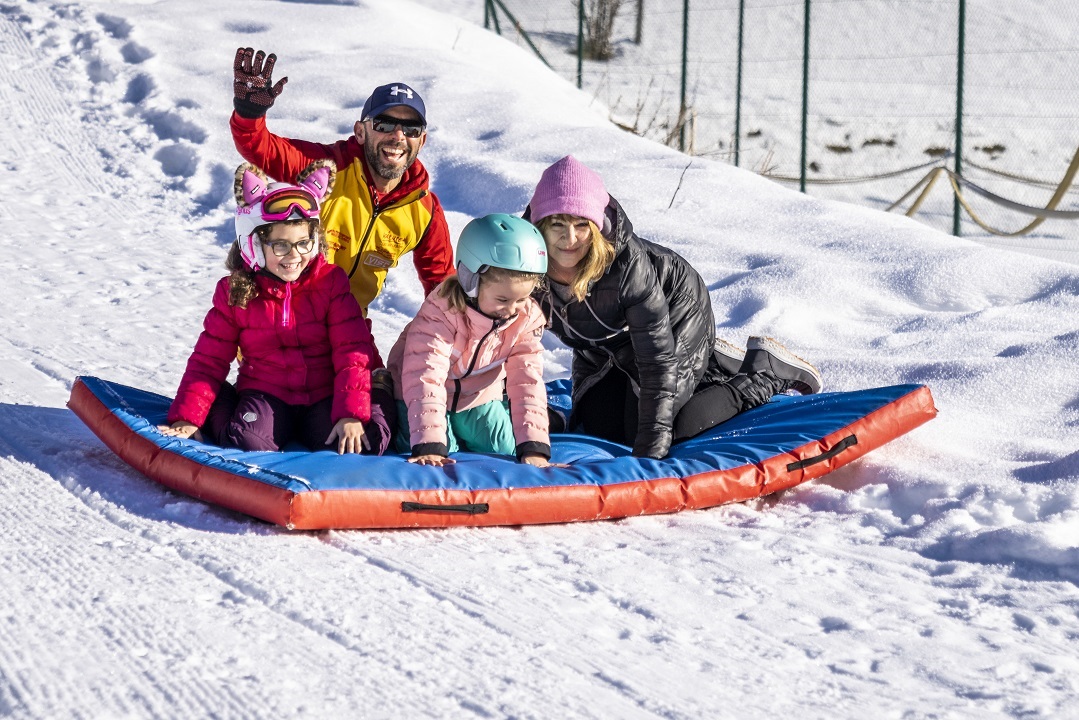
[525, 156, 822, 459]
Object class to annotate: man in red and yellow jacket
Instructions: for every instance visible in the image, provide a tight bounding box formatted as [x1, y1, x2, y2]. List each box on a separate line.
[230, 47, 454, 314]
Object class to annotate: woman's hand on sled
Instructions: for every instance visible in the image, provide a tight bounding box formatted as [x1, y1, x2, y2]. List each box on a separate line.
[327, 418, 368, 454]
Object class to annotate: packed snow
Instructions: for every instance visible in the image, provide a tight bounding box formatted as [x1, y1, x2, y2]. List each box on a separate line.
[1, 0, 1077, 718]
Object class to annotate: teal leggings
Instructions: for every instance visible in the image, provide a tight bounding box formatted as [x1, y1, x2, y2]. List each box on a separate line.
[395, 399, 516, 456]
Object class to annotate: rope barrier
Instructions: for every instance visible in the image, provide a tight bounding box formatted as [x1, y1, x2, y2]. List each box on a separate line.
[887, 146, 1079, 237]
[948, 172, 1079, 221]
[886, 167, 946, 216]
[964, 158, 1079, 194]
[764, 156, 948, 186]
[754, 146, 1079, 239]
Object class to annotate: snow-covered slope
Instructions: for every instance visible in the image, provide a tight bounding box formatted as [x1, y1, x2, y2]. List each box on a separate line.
[0, 1, 1077, 717]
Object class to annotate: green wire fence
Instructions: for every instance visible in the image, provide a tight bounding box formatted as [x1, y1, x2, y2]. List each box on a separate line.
[479, 0, 1079, 259]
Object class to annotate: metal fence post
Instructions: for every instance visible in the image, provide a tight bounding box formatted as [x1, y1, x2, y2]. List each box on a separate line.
[490, 0, 552, 68]
[734, 0, 745, 167]
[954, 0, 966, 236]
[800, 0, 810, 193]
[577, 0, 584, 89]
[679, 0, 689, 152]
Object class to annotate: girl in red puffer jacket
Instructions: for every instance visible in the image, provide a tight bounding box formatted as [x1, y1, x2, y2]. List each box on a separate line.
[159, 160, 394, 455]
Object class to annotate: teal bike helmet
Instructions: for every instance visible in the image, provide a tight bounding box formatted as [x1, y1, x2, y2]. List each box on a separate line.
[456, 213, 548, 297]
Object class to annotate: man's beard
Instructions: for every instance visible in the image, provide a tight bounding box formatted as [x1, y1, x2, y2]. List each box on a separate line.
[365, 139, 418, 181]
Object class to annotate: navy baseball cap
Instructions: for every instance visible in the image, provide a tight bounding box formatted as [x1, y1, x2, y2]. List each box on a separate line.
[361, 83, 427, 124]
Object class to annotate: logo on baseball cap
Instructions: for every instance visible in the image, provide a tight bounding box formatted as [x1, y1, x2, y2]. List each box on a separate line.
[361, 83, 427, 125]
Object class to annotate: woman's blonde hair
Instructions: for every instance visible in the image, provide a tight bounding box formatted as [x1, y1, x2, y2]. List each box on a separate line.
[438, 266, 545, 314]
[226, 219, 326, 308]
[534, 214, 614, 301]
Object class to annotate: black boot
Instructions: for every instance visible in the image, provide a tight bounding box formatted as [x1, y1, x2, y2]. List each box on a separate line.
[671, 338, 821, 444]
[738, 336, 822, 395]
[547, 405, 567, 434]
[713, 337, 746, 377]
[726, 371, 795, 413]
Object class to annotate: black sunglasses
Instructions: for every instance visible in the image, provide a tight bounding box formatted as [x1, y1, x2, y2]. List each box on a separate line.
[369, 115, 426, 138]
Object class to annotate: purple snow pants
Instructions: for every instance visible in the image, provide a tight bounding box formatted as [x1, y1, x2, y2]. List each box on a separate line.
[202, 382, 396, 455]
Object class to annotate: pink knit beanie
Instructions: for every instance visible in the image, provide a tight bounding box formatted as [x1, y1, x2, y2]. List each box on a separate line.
[528, 155, 609, 228]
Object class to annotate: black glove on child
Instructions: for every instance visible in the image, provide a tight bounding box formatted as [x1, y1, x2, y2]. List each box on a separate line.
[233, 47, 287, 118]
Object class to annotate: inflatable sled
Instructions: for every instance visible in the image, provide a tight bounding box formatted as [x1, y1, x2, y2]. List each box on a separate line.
[68, 376, 936, 530]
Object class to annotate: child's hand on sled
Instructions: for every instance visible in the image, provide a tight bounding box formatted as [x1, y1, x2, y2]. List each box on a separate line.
[409, 453, 455, 467]
[520, 453, 566, 469]
[327, 418, 368, 454]
[158, 421, 202, 441]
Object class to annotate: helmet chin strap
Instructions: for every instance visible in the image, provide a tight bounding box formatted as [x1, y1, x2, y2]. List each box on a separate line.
[456, 264, 486, 298]
[239, 233, 266, 271]
[463, 292, 514, 323]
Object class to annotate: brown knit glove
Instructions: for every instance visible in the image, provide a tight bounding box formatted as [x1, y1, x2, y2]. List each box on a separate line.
[233, 47, 288, 118]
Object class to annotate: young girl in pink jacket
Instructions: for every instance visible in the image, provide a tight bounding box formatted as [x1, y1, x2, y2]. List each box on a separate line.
[387, 214, 552, 467]
[159, 161, 394, 455]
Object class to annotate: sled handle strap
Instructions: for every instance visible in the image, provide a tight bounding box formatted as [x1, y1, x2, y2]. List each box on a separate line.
[787, 435, 858, 472]
[401, 501, 490, 515]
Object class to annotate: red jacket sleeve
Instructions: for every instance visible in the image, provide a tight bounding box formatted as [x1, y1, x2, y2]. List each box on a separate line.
[167, 280, 240, 427]
[325, 268, 378, 424]
[412, 192, 455, 296]
[230, 112, 335, 183]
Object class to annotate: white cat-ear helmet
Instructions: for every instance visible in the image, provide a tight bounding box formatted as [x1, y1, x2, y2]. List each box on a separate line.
[455, 213, 548, 297]
[233, 161, 336, 271]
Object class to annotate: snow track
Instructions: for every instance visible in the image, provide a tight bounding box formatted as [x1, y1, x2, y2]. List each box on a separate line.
[1, 0, 1078, 717]
[0, 10, 107, 196]
[0, 2, 214, 401]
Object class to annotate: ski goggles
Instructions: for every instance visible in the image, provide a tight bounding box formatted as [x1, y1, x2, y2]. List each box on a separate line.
[260, 187, 321, 222]
[369, 114, 426, 139]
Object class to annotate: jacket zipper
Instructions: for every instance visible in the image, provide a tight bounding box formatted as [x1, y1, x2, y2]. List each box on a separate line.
[450, 318, 504, 414]
[346, 190, 429, 280]
[281, 282, 292, 327]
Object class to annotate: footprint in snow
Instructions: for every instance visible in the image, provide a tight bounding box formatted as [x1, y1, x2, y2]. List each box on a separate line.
[121, 41, 153, 64]
[142, 108, 207, 144]
[96, 13, 132, 40]
[124, 73, 155, 104]
[155, 143, 198, 178]
[1012, 613, 1036, 633]
[820, 616, 852, 633]
[224, 21, 271, 34]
